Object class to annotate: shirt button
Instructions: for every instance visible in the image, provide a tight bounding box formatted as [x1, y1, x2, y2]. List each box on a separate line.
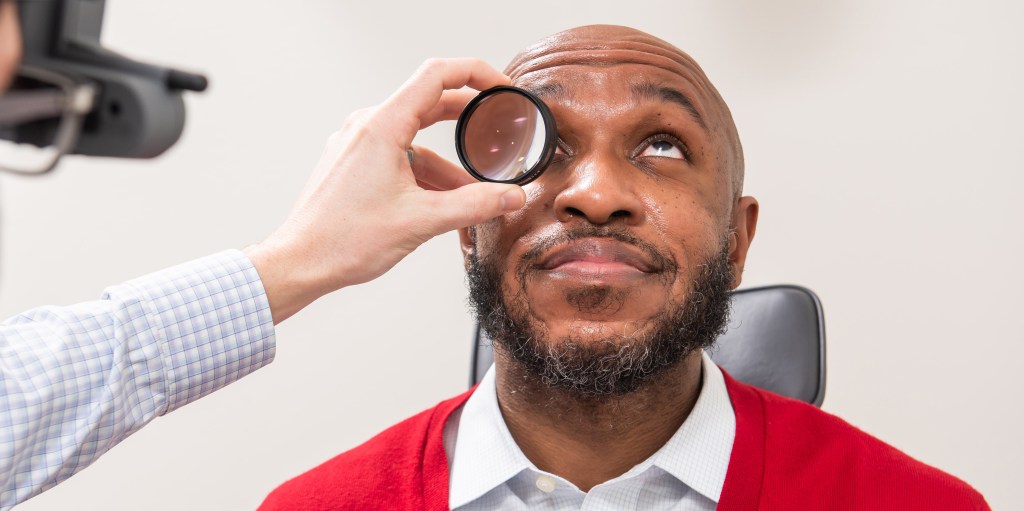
[535, 475, 557, 493]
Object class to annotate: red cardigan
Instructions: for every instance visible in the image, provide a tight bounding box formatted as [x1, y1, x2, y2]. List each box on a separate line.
[260, 372, 988, 510]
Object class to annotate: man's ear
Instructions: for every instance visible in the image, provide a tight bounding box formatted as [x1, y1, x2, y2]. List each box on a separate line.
[728, 196, 759, 289]
[458, 226, 475, 272]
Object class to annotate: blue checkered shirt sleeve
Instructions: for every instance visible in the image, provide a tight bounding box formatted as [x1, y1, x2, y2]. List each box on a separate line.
[0, 249, 276, 509]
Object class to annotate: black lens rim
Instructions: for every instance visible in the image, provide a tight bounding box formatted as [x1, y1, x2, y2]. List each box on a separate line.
[455, 85, 557, 186]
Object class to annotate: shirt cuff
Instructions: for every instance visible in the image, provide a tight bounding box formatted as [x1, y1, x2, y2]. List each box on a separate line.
[106, 249, 276, 414]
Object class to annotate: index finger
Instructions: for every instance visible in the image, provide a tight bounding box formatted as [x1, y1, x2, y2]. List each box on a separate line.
[380, 58, 510, 145]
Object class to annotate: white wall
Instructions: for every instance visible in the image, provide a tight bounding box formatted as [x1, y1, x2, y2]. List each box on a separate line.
[3, 0, 1020, 508]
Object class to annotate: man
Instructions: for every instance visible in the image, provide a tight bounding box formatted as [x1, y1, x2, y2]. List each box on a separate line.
[0, 0, 525, 507]
[258, 26, 989, 510]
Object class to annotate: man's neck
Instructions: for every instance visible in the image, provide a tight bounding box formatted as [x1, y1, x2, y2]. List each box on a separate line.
[494, 350, 704, 492]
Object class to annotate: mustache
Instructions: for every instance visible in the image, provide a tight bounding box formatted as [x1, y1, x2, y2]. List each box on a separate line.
[515, 225, 678, 277]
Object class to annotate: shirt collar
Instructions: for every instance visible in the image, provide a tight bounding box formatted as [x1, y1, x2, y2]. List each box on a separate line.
[649, 352, 736, 502]
[447, 352, 736, 507]
[448, 362, 535, 508]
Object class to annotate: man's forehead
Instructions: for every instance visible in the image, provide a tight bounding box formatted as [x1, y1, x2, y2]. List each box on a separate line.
[505, 24, 746, 198]
[505, 25, 716, 102]
[513, 67, 708, 130]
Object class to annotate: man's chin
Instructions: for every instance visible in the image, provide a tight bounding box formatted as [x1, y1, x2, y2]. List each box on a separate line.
[529, 317, 661, 345]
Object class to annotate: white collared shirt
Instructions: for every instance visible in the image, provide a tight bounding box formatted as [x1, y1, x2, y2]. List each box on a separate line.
[443, 351, 736, 510]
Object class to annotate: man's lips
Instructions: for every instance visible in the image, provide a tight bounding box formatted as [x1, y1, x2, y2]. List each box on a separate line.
[539, 238, 661, 276]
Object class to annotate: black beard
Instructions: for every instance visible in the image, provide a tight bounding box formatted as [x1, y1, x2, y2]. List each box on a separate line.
[467, 229, 734, 398]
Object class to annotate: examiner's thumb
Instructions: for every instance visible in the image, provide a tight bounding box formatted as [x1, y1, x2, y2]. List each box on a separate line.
[427, 183, 526, 233]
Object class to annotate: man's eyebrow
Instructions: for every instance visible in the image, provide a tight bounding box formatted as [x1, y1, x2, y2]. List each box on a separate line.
[524, 82, 570, 101]
[630, 82, 706, 128]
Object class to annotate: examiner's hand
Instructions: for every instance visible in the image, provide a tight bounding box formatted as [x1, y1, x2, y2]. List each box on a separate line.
[245, 59, 525, 324]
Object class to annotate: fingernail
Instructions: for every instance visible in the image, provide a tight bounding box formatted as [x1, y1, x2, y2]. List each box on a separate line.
[500, 187, 525, 212]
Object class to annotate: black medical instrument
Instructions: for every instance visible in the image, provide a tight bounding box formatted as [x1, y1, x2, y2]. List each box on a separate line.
[455, 86, 557, 185]
[0, 0, 207, 174]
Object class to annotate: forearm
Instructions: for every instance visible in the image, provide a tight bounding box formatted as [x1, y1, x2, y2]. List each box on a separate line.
[244, 241, 328, 325]
[0, 250, 275, 508]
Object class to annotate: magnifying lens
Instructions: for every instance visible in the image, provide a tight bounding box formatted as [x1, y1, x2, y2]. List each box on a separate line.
[455, 86, 557, 185]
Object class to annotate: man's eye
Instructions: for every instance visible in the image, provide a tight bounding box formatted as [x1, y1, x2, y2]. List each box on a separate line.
[640, 138, 685, 160]
[552, 139, 571, 161]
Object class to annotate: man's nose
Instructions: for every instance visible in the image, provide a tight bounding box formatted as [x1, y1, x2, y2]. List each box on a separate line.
[551, 150, 645, 226]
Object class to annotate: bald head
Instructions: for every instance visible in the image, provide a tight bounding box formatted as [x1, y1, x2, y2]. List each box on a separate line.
[505, 25, 745, 200]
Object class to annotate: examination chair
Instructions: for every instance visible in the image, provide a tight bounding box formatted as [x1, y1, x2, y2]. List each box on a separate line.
[470, 284, 827, 407]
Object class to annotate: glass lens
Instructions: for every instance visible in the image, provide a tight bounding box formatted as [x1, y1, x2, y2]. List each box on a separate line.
[0, 74, 66, 174]
[462, 91, 547, 182]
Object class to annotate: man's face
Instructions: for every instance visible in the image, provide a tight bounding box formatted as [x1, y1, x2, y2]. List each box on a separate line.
[461, 26, 758, 395]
